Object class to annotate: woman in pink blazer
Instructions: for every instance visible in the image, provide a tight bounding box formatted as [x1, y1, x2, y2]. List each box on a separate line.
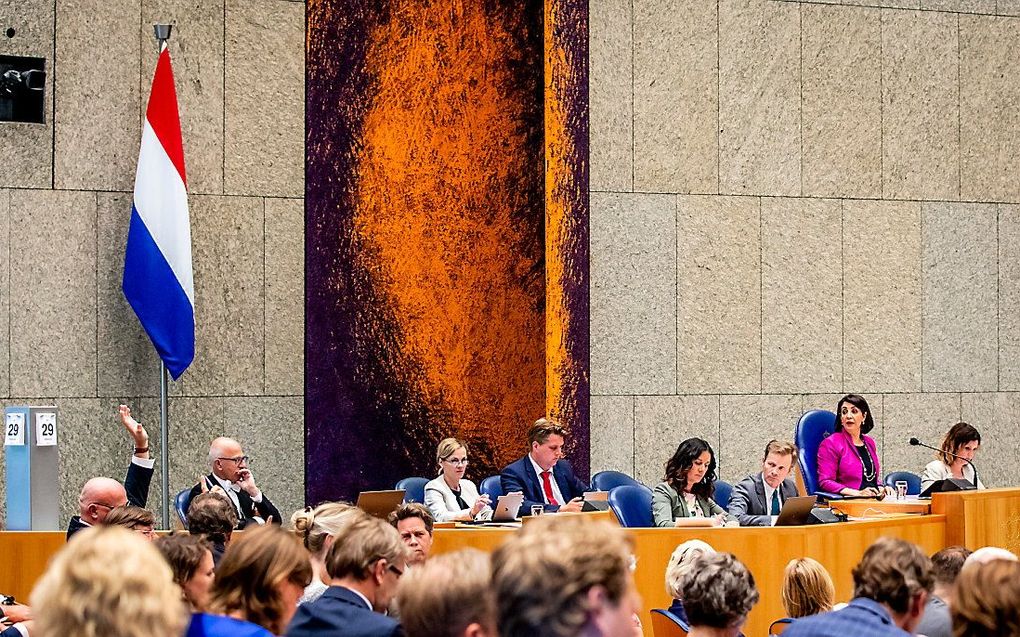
[817, 394, 889, 497]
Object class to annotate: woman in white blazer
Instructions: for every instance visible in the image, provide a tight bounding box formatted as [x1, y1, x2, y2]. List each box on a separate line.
[424, 438, 493, 522]
[921, 422, 986, 492]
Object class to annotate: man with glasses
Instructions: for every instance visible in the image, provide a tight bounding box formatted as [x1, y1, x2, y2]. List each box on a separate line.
[66, 405, 155, 539]
[188, 436, 281, 528]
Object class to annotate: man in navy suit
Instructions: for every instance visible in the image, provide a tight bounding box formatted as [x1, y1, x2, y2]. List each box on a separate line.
[287, 514, 407, 637]
[727, 439, 800, 526]
[501, 418, 587, 514]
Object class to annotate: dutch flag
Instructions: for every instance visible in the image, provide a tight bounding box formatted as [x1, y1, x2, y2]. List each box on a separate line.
[123, 42, 194, 379]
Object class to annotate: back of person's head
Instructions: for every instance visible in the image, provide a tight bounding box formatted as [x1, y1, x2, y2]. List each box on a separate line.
[325, 514, 407, 581]
[930, 546, 971, 586]
[104, 505, 156, 533]
[398, 549, 494, 637]
[852, 537, 933, 613]
[30, 526, 187, 637]
[187, 492, 238, 542]
[206, 524, 312, 635]
[492, 515, 635, 637]
[781, 557, 835, 618]
[156, 533, 212, 587]
[291, 501, 362, 556]
[388, 502, 435, 534]
[665, 539, 716, 599]
[527, 417, 568, 447]
[964, 546, 1018, 568]
[680, 552, 759, 630]
[952, 558, 1020, 637]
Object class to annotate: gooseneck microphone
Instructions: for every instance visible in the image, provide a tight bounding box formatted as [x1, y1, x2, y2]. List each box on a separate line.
[908, 437, 979, 489]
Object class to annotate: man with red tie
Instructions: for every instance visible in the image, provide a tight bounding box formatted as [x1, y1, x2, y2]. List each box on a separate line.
[500, 418, 587, 515]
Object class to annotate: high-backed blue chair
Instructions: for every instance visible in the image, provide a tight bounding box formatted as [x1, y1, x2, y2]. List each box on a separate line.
[795, 409, 841, 499]
[395, 477, 429, 503]
[884, 471, 922, 496]
[174, 487, 192, 527]
[650, 608, 690, 636]
[591, 470, 643, 491]
[480, 475, 503, 502]
[607, 484, 654, 528]
[713, 479, 733, 510]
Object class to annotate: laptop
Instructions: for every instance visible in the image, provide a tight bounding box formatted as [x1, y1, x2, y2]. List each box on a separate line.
[356, 489, 406, 519]
[491, 492, 524, 522]
[581, 490, 611, 512]
[774, 495, 819, 526]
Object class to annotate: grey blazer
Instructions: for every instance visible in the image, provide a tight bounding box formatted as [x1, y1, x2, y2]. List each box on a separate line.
[651, 481, 732, 527]
[727, 474, 799, 526]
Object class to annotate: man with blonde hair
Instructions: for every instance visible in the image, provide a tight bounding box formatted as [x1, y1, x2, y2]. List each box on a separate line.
[287, 515, 408, 637]
[728, 440, 799, 526]
[492, 515, 640, 637]
[500, 417, 587, 514]
[397, 549, 495, 637]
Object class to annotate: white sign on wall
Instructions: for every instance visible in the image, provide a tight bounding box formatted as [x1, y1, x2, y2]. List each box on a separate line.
[35, 412, 57, 447]
[4, 412, 26, 446]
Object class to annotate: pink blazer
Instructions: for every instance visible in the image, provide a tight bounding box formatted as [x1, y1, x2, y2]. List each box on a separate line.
[817, 430, 880, 493]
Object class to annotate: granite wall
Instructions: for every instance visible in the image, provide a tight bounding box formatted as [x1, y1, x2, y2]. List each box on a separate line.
[0, 0, 305, 526]
[590, 0, 1020, 489]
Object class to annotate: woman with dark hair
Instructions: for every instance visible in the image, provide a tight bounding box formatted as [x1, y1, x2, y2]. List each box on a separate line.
[817, 394, 889, 497]
[921, 422, 985, 492]
[652, 438, 734, 527]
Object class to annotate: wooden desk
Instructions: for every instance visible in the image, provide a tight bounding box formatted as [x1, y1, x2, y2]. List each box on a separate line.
[932, 487, 1020, 554]
[433, 515, 946, 637]
[829, 498, 930, 518]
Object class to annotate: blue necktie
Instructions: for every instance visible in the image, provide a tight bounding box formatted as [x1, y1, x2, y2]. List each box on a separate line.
[770, 489, 781, 515]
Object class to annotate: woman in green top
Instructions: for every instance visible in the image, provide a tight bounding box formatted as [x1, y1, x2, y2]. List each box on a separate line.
[652, 438, 734, 527]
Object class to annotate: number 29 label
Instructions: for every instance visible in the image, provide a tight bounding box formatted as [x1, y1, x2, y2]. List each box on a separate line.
[35, 412, 57, 447]
[4, 413, 25, 446]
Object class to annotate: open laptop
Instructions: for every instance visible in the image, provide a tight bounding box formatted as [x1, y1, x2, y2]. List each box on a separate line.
[356, 489, 406, 519]
[490, 492, 524, 522]
[774, 495, 819, 526]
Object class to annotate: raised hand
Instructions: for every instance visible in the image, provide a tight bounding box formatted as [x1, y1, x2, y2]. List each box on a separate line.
[118, 404, 149, 455]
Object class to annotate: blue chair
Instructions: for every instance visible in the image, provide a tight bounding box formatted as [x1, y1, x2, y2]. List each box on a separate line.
[713, 479, 733, 510]
[174, 487, 192, 527]
[795, 409, 841, 499]
[480, 475, 503, 502]
[650, 608, 689, 636]
[884, 471, 922, 495]
[395, 477, 429, 503]
[591, 470, 643, 491]
[607, 484, 654, 528]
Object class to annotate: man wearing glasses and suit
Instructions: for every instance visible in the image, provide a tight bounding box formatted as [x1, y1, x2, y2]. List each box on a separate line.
[187, 436, 281, 528]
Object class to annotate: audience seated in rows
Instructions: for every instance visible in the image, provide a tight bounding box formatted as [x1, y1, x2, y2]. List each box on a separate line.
[396, 549, 495, 637]
[653, 438, 735, 528]
[31, 526, 187, 637]
[388, 503, 434, 568]
[781, 558, 835, 619]
[156, 534, 216, 613]
[680, 552, 759, 637]
[67, 405, 154, 539]
[492, 515, 640, 637]
[287, 514, 407, 637]
[783, 536, 933, 636]
[728, 440, 799, 527]
[663, 539, 715, 625]
[914, 546, 971, 637]
[188, 437, 282, 529]
[291, 502, 364, 604]
[500, 418, 587, 514]
[424, 438, 492, 522]
[952, 558, 1020, 637]
[187, 492, 239, 567]
[189, 525, 311, 637]
[104, 504, 157, 541]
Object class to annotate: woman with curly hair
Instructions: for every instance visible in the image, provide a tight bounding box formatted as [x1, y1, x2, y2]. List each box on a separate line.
[652, 438, 734, 527]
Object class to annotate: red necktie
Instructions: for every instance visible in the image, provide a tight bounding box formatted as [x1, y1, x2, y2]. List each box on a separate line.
[541, 471, 559, 506]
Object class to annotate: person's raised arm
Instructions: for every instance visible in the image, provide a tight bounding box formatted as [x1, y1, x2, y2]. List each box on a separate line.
[118, 405, 149, 460]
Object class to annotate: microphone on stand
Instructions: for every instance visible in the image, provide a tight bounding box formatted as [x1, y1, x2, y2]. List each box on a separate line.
[908, 437, 980, 489]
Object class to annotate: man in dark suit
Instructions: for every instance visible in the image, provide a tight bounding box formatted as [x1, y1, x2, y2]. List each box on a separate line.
[501, 418, 587, 515]
[187, 436, 281, 529]
[67, 405, 154, 539]
[287, 514, 405, 637]
[728, 439, 800, 527]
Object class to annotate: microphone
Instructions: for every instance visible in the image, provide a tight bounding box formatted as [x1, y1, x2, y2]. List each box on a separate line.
[908, 437, 979, 489]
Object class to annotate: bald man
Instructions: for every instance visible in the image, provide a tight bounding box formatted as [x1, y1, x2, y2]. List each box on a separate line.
[66, 405, 154, 539]
[187, 437, 281, 528]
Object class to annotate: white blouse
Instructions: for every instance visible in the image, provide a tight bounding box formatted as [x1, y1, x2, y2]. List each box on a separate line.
[423, 476, 493, 522]
[920, 460, 985, 492]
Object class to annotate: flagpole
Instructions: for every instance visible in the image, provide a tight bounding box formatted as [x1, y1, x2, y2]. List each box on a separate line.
[154, 23, 172, 531]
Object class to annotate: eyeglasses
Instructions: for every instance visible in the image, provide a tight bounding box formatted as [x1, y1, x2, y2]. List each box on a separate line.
[217, 455, 249, 464]
[89, 501, 118, 510]
[388, 564, 405, 578]
[443, 458, 469, 466]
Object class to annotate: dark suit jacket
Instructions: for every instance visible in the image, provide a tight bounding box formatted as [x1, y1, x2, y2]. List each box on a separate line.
[187, 474, 282, 529]
[286, 586, 403, 637]
[66, 458, 154, 539]
[783, 597, 911, 637]
[727, 473, 800, 526]
[500, 456, 587, 514]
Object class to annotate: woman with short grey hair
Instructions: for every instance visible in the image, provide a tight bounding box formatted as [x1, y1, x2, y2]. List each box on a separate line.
[680, 552, 759, 637]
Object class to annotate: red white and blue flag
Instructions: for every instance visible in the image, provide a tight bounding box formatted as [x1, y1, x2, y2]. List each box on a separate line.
[123, 43, 194, 379]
